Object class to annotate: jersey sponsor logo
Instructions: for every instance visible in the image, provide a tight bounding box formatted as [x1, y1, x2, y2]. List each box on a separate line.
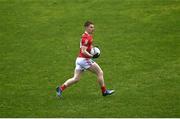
[84, 39, 88, 45]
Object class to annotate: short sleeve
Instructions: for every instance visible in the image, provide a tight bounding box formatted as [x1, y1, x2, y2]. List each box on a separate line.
[81, 36, 89, 46]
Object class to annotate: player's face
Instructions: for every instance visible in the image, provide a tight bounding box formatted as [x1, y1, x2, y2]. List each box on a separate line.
[86, 24, 95, 34]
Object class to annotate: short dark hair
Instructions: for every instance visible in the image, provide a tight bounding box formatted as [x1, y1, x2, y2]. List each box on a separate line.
[84, 21, 93, 27]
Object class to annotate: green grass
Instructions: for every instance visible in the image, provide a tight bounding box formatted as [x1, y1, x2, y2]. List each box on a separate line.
[0, 0, 180, 117]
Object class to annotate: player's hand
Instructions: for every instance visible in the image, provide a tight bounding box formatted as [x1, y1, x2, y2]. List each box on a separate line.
[92, 53, 100, 58]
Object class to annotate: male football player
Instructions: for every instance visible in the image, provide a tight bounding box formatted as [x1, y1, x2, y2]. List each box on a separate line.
[56, 21, 115, 97]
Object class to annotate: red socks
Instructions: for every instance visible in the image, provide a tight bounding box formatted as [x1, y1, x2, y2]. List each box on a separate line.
[101, 85, 106, 93]
[60, 84, 67, 91]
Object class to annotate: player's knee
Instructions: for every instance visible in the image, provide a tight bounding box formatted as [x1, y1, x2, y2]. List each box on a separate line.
[73, 76, 80, 83]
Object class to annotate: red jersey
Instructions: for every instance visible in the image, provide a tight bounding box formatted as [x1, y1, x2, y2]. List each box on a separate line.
[78, 32, 93, 58]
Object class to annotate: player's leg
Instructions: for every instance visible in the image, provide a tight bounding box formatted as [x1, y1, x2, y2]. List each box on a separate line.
[88, 62, 105, 87]
[63, 69, 83, 88]
[56, 69, 83, 96]
[88, 62, 115, 96]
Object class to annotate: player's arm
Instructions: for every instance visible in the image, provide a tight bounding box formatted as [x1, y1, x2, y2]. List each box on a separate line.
[81, 46, 93, 57]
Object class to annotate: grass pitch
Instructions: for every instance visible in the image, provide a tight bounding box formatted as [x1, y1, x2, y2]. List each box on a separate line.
[0, 0, 180, 117]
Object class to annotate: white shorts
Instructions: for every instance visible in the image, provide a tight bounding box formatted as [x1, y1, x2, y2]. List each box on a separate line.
[75, 57, 95, 71]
